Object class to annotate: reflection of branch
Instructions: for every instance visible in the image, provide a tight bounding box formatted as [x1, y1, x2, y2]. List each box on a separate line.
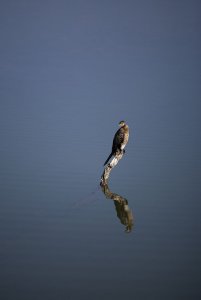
[100, 183, 134, 233]
[100, 151, 124, 185]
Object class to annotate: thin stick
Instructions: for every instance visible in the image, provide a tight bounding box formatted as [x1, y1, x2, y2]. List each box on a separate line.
[100, 151, 124, 185]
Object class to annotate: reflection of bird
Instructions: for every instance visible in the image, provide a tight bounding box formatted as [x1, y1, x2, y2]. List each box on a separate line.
[100, 183, 134, 232]
[104, 121, 129, 166]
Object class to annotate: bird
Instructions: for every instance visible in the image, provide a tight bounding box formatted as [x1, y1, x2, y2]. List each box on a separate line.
[103, 121, 129, 166]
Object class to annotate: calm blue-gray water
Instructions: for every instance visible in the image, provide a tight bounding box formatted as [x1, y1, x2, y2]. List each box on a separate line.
[0, 1, 201, 299]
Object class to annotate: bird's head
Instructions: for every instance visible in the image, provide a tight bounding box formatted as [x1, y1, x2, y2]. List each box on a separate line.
[119, 120, 125, 127]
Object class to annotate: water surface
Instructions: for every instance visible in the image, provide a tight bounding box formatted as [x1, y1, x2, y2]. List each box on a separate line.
[0, 1, 201, 299]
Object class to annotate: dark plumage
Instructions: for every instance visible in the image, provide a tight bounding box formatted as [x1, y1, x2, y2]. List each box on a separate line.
[104, 121, 129, 166]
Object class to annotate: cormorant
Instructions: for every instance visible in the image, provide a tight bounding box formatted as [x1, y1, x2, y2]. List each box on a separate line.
[103, 121, 129, 166]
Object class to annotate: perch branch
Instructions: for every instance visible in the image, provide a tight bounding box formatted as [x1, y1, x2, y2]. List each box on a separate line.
[100, 150, 124, 186]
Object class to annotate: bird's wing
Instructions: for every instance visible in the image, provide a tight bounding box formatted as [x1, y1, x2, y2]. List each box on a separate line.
[112, 128, 125, 150]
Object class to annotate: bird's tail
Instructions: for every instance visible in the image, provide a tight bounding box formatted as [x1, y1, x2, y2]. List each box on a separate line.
[103, 152, 113, 166]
